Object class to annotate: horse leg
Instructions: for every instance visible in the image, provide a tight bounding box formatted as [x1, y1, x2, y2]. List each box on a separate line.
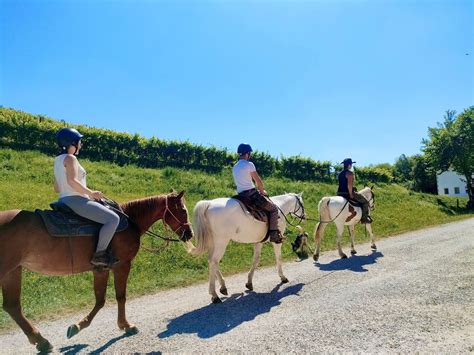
[336, 224, 347, 259]
[246, 243, 263, 291]
[208, 244, 227, 304]
[1, 267, 53, 352]
[67, 269, 110, 339]
[113, 261, 138, 335]
[272, 241, 289, 284]
[313, 222, 328, 262]
[366, 223, 377, 250]
[215, 268, 228, 296]
[349, 225, 357, 255]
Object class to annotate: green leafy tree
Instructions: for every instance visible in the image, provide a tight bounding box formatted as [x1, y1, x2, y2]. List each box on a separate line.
[423, 107, 474, 207]
[393, 154, 413, 183]
[411, 154, 437, 193]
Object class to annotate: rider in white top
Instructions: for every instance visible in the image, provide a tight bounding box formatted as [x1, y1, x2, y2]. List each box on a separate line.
[232, 143, 283, 243]
[232, 159, 256, 193]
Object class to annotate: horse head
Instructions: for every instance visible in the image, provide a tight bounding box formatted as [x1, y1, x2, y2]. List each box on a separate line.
[164, 191, 194, 242]
[361, 186, 375, 211]
[276, 192, 306, 222]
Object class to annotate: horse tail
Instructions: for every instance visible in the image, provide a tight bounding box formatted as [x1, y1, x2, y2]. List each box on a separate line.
[314, 197, 331, 241]
[188, 200, 213, 255]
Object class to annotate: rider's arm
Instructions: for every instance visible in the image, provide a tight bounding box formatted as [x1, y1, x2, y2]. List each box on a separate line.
[54, 179, 59, 193]
[347, 171, 354, 199]
[64, 155, 102, 199]
[250, 171, 267, 196]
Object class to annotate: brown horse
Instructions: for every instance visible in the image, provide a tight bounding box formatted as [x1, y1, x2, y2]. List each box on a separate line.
[0, 191, 193, 352]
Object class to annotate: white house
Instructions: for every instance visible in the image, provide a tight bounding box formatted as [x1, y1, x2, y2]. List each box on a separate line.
[436, 171, 468, 197]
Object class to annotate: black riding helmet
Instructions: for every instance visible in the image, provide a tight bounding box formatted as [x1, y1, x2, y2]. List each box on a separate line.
[57, 128, 83, 153]
[237, 143, 253, 155]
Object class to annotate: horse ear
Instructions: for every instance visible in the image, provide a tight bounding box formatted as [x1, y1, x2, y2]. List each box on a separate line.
[177, 190, 185, 199]
[299, 191, 304, 197]
[170, 188, 176, 193]
[371, 185, 374, 190]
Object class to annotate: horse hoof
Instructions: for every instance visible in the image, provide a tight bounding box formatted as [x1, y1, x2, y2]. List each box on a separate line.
[313, 254, 319, 262]
[351, 250, 357, 255]
[125, 325, 139, 335]
[211, 296, 222, 304]
[371, 244, 377, 250]
[36, 338, 53, 353]
[341, 254, 348, 259]
[245, 282, 253, 291]
[281, 277, 289, 284]
[66, 324, 80, 339]
[220, 286, 228, 296]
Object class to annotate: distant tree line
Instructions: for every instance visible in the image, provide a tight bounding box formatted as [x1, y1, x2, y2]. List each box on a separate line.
[7, 106, 470, 189]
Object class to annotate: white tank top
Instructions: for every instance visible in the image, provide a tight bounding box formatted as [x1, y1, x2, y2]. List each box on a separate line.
[54, 154, 88, 198]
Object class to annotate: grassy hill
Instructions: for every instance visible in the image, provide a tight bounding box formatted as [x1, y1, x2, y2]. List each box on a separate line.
[0, 147, 472, 331]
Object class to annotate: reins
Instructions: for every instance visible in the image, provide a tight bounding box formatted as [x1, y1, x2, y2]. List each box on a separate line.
[101, 196, 185, 253]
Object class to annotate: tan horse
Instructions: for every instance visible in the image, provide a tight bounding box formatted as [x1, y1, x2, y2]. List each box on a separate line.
[0, 191, 193, 352]
[313, 187, 376, 261]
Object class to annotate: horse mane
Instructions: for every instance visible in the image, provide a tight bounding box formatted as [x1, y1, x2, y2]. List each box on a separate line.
[120, 195, 167, 232]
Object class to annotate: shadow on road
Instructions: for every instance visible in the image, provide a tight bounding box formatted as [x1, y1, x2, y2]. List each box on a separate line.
[60, 332, 137, 355]
[59, 344, 88, 354]
[158, 282, 304, 339]
[315, 251, 384, 272]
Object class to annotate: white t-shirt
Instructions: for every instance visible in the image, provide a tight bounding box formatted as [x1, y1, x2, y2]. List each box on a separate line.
[232, 159, 256, 193]
[54, 154, 88, 198]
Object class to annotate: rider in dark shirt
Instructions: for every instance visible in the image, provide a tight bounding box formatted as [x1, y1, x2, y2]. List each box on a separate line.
[337, 158, 372, 224]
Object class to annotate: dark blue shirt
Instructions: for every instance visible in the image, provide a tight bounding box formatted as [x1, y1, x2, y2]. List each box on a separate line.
[337, 169, 352, 195]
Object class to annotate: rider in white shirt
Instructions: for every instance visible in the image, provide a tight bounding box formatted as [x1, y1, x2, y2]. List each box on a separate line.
[232, 143, 283, 243]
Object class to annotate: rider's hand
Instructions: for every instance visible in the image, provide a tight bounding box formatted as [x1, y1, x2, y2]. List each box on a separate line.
[261, 189, 269, 197]
[90, 191, 103, 200]
[349, 194, 354, 199]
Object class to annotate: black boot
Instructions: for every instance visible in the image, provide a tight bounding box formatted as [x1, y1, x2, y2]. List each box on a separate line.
[90, 250, 120, 267]
[90, 250, 109, 267]
[361, 215, 373, 224]
[106, 249, 120, 267]
[268, 230, 284, 244]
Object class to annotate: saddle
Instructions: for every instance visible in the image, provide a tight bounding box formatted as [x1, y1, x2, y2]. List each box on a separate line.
[346, 198, 363, 208]
[35, 200, 129, 238]
[231, 195, 268, 223]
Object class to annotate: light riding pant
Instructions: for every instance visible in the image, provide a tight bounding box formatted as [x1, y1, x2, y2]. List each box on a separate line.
[59, 196, 120, 252]
[238, 188, 279, 231]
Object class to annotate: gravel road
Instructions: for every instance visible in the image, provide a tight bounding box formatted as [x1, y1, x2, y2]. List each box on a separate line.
[1, 218, 473, 354]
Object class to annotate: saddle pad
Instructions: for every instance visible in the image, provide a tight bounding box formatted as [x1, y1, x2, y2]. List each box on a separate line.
[231, 195, 268, 223]
[35, 209, 129, 238]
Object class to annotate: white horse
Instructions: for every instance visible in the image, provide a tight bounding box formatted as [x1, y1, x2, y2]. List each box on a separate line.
[188, 193, 305, 303]
[313, 187, 376, 262]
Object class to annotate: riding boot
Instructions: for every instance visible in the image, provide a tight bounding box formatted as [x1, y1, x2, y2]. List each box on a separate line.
[106, 249, 120, 267]
[90, 250, 109, 267]
[268, 230, 284, 244]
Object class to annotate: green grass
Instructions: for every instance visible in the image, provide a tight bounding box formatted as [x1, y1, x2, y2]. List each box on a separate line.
[0, 148, 472, 331]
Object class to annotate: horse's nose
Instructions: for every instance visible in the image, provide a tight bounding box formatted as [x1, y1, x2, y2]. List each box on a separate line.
[183, 228, 194, 241]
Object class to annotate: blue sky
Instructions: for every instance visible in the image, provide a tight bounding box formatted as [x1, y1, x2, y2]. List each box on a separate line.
[1, 0, 473, 166]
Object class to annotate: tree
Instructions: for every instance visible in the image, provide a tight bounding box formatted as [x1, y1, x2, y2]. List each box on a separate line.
[393, 154, 413, 183]
[411, 154, 437, 193]
[423, 107, 474, 207]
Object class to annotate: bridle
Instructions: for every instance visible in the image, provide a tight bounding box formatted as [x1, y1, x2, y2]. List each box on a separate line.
[101, 196, 191, 252]
[161, 196, 192, 241]
[366, 190, 375, 210]
[277, 194, 306, 227]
